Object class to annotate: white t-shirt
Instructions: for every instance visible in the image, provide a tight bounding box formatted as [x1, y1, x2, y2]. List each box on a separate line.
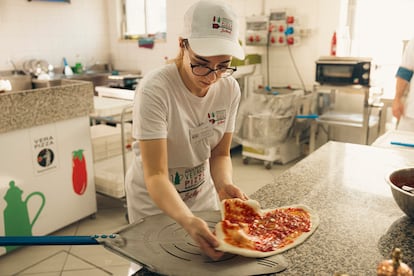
[125, 63, 241, 223]
[401, 37, 414, 118]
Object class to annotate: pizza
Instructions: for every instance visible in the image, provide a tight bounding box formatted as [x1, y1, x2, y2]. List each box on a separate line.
[215, 198, 319, 258]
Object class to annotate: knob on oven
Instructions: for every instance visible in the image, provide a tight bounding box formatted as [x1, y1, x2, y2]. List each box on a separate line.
[363, 63, 370, 70]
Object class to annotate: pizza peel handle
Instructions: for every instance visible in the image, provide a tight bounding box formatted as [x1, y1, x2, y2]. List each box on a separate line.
[0, 234, 120, 246]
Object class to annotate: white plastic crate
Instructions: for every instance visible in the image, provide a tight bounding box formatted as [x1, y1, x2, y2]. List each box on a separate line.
[94, 151, 133, 198]
[90, 124, 132, 162]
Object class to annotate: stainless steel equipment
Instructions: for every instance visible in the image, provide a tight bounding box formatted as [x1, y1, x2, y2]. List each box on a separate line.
[0, 211, 289, 276]
[235, 88, 315, 169]
[315, 56, 372, 86]
[103, 211, 288, 276]
[108, 74, 141, 90]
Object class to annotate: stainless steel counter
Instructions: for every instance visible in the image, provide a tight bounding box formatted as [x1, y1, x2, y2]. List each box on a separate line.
[251, 141, 414, 275]
[95, 86, 135, 100]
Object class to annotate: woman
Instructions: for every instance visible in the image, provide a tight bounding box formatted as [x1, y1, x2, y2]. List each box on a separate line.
[392, 37, 414, 130]
[125, 1, 247, 273]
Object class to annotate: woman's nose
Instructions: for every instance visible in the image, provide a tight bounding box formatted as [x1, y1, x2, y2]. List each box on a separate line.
[205, 71, 218, 81]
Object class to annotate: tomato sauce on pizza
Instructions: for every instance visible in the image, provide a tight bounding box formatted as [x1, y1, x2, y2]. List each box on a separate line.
[215, 199, 319, 258]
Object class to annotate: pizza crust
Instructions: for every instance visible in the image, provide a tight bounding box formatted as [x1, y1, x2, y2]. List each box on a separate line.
[215, 199, 320, 258]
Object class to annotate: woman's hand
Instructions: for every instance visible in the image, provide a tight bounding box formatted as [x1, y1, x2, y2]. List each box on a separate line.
[181, 215, 224, 260]
[217, 183, 248, 201]
[392, 98, 404, 120]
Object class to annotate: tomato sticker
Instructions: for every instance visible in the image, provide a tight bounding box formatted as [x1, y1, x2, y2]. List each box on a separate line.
[72, 149, 87, 195]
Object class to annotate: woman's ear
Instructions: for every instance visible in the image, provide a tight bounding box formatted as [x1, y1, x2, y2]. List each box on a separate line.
[179, 38, 189, 49]
[179, 37, 185, 48]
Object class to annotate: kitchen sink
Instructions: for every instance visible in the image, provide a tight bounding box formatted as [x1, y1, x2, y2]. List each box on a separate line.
[0, 73, 32, 91]
[1, 66, 136, 92]
[32, 72, 110, 89]
[68, 72, 110, 87]
[32, 78, 72, 88]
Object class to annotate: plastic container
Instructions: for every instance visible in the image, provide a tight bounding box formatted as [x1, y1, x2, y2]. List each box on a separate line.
[90, 124, 132, 162]
[63, 58, 73, 76]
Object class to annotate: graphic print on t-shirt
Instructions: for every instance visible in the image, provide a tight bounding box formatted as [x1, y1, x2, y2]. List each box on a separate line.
[208, 109, 226, 126]
[170, 163, 205, 202]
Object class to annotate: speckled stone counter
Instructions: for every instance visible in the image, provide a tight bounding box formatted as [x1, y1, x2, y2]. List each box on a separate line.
[251, 141, 414, 275]
[0, 80, 94, 134]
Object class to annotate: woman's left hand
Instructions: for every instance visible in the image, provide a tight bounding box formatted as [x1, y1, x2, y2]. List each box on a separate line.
[217, 183, 248, 201]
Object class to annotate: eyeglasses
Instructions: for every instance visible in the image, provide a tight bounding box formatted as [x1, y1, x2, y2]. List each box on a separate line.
[190, 63, 237, 78]
[183, 40, 237, 78]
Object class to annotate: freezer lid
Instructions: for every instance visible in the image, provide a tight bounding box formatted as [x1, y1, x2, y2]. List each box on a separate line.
[102, 211, 288, 276]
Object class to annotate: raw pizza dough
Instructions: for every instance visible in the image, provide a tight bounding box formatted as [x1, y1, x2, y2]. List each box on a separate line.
[215, 199, 320, 258]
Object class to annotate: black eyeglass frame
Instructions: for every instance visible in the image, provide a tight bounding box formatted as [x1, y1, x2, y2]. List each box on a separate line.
[189, 63, 237, 78]
[182, 39, 237, 78]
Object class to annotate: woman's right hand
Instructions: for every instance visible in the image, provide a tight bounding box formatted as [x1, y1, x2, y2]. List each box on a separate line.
[181, 215, 224, 260]
[392, 98, 404, 120]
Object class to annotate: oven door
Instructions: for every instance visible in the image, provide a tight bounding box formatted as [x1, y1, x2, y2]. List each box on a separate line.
[316, 63, 356, 85]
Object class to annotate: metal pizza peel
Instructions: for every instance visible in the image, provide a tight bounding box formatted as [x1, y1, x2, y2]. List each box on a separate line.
[103, 210, 288, 276]
[0, 211, 288, 275]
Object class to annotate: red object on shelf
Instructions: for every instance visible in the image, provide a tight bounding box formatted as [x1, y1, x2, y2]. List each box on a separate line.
[330, 31, 337, 56]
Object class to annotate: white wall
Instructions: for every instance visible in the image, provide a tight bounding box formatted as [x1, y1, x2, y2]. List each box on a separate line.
[248, 0, 342, 90]
[106, 0, 207, 74]
[0, 0, 109, 72]
[0, 0, 342, 91]
[107, 0, 342, 91]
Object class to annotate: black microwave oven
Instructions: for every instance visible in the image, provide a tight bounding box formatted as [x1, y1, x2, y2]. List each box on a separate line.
[315, 56, 372, 86]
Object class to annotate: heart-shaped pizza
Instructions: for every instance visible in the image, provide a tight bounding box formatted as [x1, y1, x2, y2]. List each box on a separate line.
[215, 198, 320, 258]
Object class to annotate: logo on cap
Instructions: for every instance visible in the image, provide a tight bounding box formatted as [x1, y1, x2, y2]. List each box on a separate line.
[212, 16, 232, 34]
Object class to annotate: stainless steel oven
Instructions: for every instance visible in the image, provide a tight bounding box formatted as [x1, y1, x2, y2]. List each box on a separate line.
[315, 56, 372, 86]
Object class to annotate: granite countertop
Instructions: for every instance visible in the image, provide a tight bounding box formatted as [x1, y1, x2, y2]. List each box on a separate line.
[251, 141, 414, 275]
[0, 79, 94, 134]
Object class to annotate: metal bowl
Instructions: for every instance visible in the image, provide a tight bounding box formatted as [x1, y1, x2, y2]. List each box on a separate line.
[387, 168, 414, 219]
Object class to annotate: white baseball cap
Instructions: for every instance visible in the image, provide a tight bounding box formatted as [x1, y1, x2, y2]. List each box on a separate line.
[182, 0, 245, 60]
